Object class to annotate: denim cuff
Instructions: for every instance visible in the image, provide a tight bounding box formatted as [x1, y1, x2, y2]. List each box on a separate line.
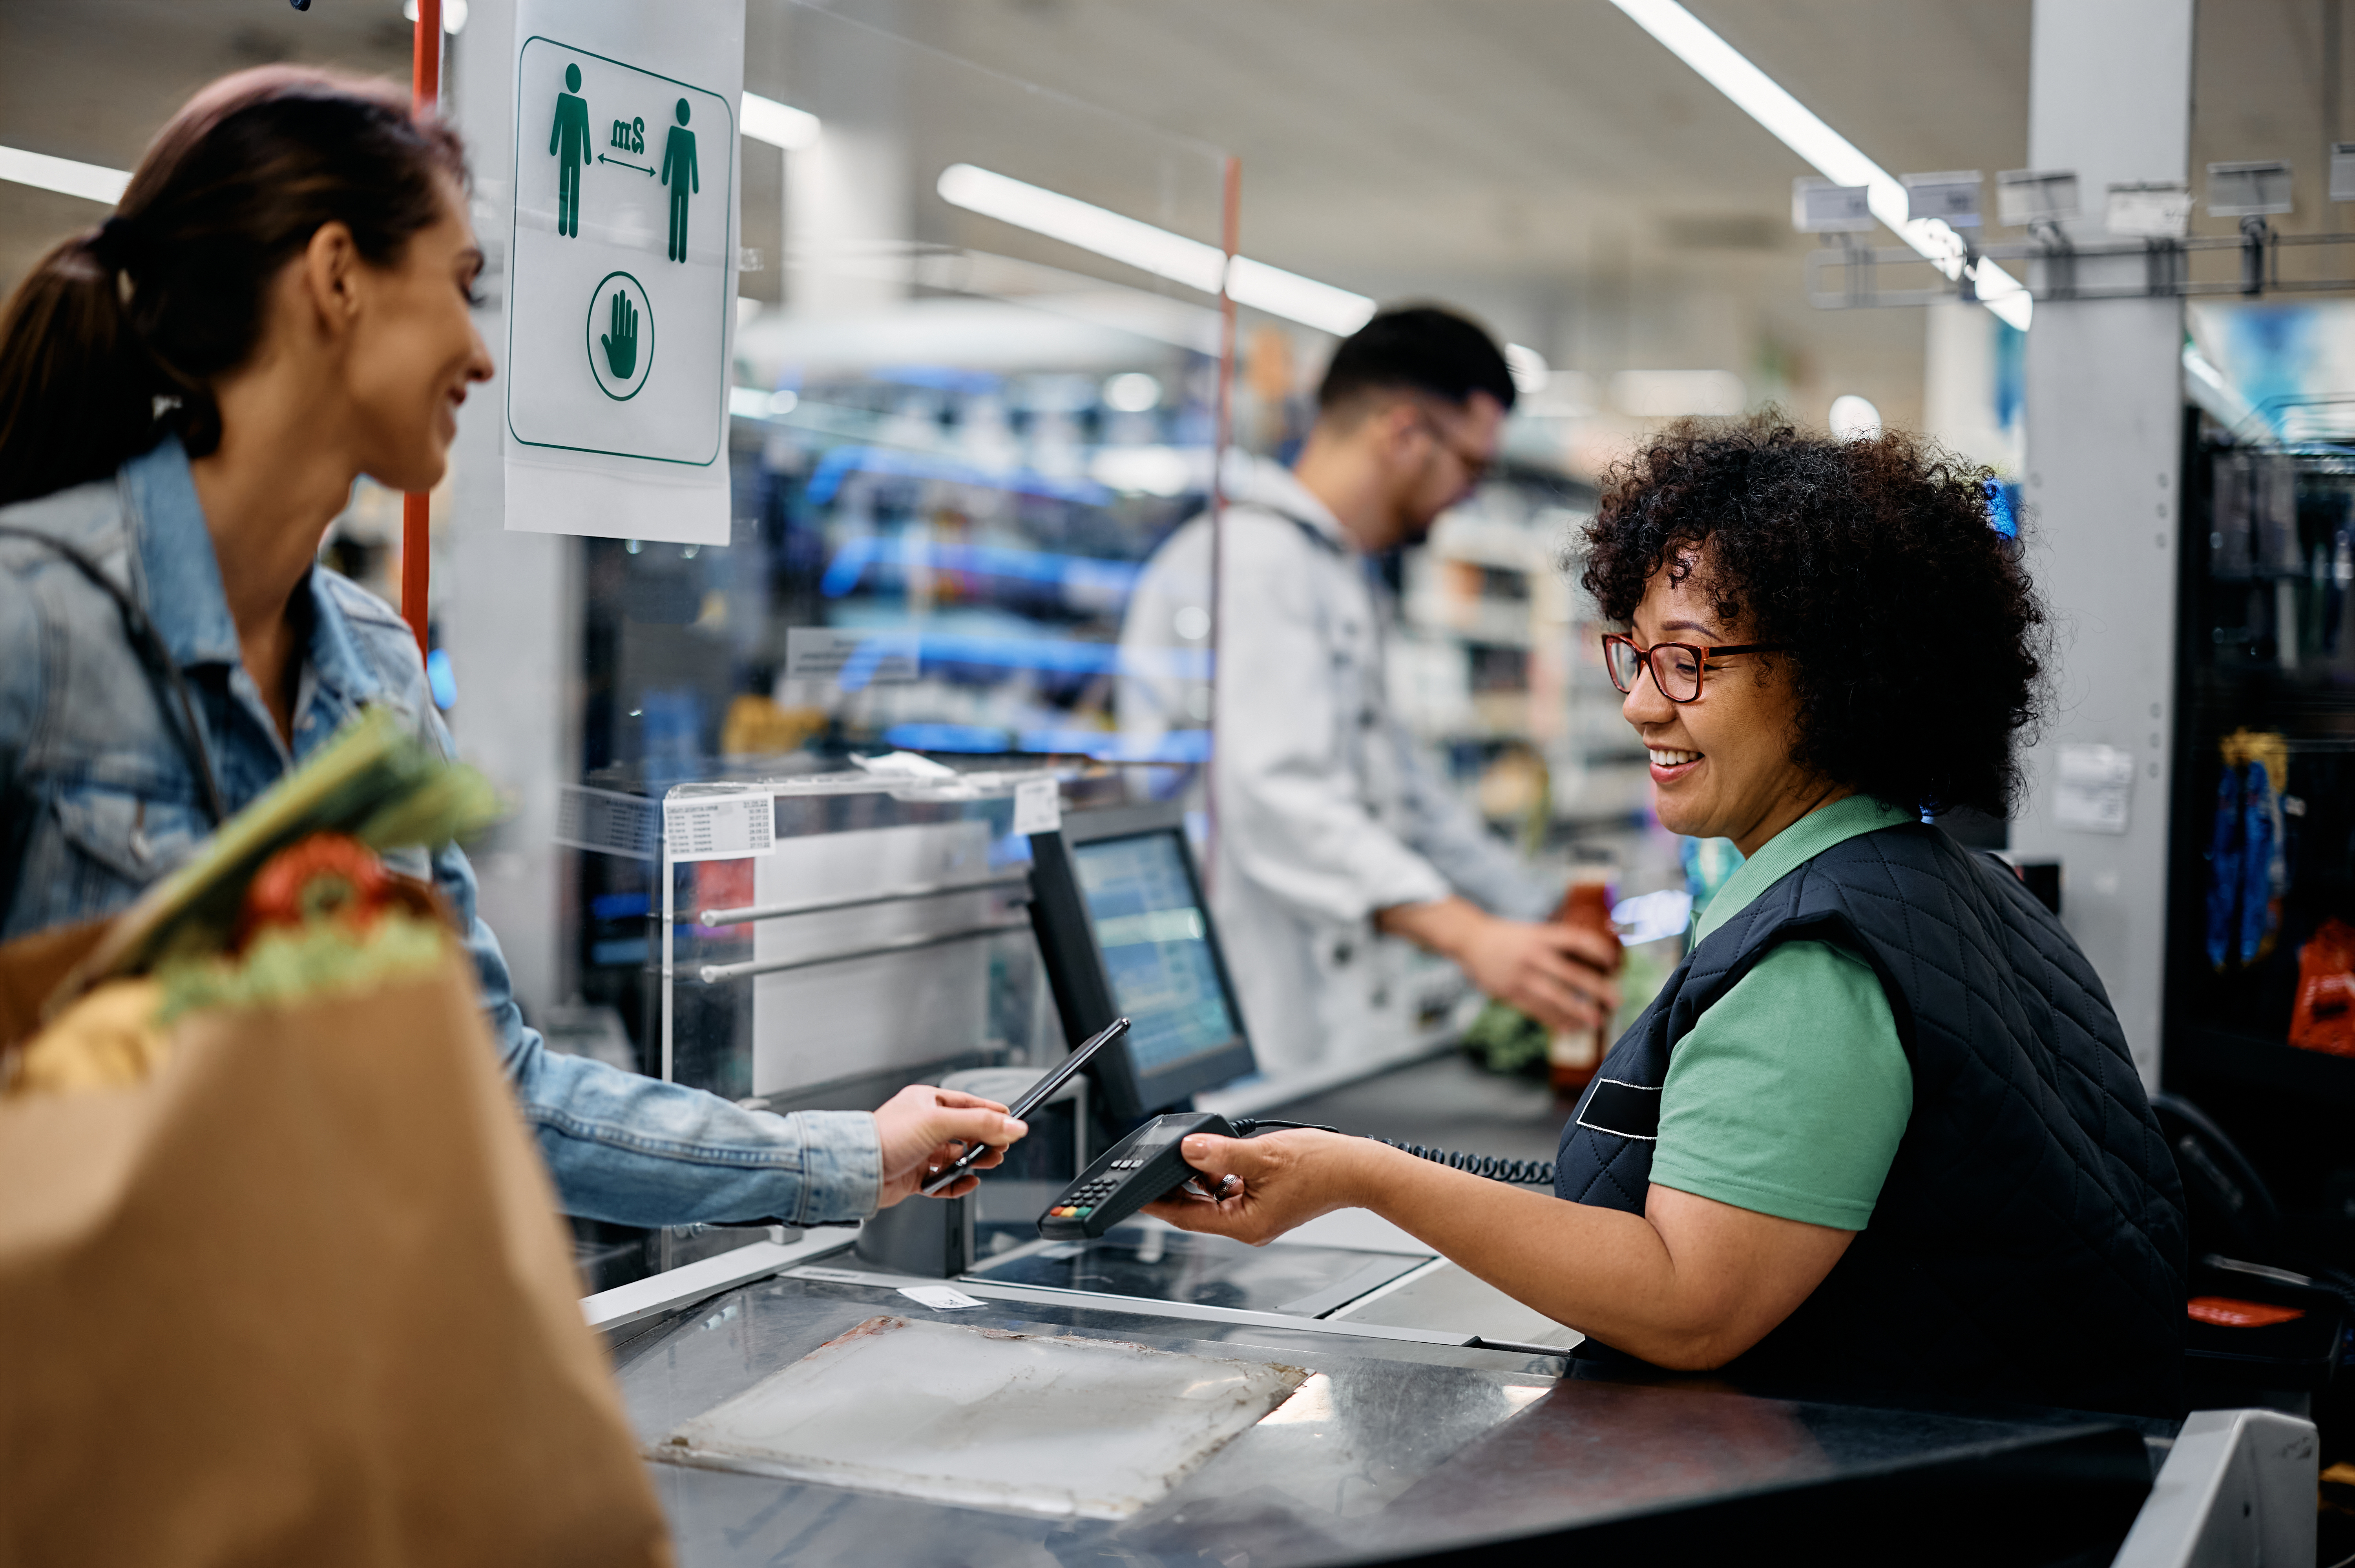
[789, 1110, 883, 1225]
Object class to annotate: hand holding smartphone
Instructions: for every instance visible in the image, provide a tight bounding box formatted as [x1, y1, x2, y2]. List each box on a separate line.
[918, 1017, 1130, 1196]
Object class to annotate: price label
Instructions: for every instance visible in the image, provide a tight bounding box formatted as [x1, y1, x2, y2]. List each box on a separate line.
[896, 1285, 986, 1311]
[2103, 183, 2193, 239]
[663, 792, 776, 861]
[1012, 777, 1061, 836]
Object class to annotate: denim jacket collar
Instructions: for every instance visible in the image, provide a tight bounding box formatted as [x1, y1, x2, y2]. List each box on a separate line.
[121, 435, 385, 717]
[122, 436, 241, 672]
[301, 568, 387, 714]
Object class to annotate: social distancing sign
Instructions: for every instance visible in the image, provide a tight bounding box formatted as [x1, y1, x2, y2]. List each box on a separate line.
[504, 0, 743, 545]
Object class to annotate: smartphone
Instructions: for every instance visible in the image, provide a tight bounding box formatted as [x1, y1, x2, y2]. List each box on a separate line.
[918, 1016, 1131, 1196]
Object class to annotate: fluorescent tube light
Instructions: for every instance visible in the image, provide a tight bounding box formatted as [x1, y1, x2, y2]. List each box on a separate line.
[742, 92, 820, 152]
[402, 0, 468, 34]
[0, 145, 130, 206]
[1608, 0, 2030, 330]
[1504, 343, 1550, 395]
[936, 163, 1557, 361]
[938, 163, 1227, 295]
[1224, 256, 1374, 336]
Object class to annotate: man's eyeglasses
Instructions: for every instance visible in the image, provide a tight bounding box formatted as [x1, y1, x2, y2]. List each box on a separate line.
[1601, 633, 1789, 703]
[1415, 409, 1495, 488]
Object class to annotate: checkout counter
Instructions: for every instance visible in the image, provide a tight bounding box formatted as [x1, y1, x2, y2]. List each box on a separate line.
[586, 773, 2321, 1566]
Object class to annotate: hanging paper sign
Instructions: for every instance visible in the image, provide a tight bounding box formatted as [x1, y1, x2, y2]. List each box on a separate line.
[504, 0, 743, 545]
[2053, 743, 2134, 835]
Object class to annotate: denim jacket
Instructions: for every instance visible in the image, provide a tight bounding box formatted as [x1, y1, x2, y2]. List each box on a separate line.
[0, 438, 881, 1228]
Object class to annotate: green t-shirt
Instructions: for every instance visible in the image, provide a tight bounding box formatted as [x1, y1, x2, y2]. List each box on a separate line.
[1645, 795, 1918, 1232]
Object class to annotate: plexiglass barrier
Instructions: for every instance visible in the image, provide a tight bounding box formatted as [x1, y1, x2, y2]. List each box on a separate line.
[429, 1, 1232, 1116]
[656, 768, 1055, 1108]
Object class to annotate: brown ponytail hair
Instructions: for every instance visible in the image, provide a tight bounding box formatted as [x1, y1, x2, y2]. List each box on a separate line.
[0, 66, 466, 506]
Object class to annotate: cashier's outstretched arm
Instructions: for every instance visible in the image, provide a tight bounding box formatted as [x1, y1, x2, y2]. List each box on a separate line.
[872, 1085, 1028, 1208]
[1144, 1130, 1853, 1370]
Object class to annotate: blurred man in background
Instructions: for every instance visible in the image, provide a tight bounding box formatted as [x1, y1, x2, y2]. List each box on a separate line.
[1119, 307, 1619, 1078]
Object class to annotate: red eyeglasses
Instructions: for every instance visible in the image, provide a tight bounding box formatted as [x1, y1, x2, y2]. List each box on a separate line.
[1600, 633, 1789, 703]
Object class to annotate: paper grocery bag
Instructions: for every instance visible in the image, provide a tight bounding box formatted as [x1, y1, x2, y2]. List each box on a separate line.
[0, 944, 673, 1568]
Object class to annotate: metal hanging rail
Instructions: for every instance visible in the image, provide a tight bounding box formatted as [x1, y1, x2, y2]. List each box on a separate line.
[691, 870, 1032, 928]
[1808, 220, 2355, 309]
[655, 769, 1061, 1083]
[695, 916, 1033, 986]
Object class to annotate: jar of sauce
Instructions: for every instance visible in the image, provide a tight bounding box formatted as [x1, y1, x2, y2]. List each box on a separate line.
[1549, 854, 1623, 1096]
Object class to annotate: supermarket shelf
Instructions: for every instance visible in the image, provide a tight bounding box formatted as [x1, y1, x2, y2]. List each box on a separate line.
[2166, 1023, 2355, 1108]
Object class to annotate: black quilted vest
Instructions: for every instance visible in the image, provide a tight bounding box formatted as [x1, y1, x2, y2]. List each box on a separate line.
[1556, 821, 2188, 1418]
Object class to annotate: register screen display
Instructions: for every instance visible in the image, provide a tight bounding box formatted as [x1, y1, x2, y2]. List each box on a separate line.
[1072, 832, 1241, 1074]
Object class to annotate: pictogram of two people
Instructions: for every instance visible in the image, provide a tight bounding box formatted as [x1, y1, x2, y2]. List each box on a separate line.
[549, 61, 698, 261]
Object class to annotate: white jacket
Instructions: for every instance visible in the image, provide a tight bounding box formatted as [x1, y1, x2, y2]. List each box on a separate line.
[1117, 459, 1555, 1077]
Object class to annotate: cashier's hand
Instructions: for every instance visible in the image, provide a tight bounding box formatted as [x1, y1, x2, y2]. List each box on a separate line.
[1378, 897, 1621, 1034]
[1141, 1129, 1363, 1247]
[873, 1086, 1028, 1209]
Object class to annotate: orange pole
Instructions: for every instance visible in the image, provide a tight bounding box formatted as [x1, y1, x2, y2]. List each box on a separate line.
[1203, 155, 1240, 893]
[401, 0, 443, 664]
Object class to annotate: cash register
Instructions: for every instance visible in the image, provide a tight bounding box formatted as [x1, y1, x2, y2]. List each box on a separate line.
[1024, 800, 1257, 1124]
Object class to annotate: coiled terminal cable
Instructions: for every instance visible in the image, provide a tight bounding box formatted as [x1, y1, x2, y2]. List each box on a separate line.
[1374, 1141, 1556, 1186]
[1226, 1119, 1556, 1187]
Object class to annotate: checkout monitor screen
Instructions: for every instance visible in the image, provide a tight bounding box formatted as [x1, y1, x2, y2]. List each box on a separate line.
[1070, 831, 1242, 1076]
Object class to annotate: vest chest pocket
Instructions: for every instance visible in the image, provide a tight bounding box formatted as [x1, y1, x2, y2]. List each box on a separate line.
[51, 781, 208, 898]
[1574, 1078, 1664, 1142]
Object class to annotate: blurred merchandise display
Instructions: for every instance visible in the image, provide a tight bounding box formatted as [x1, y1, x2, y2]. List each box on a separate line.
[1681, 836, 1745, 924]
[2291, 917, 2355, 1057]
[2164, 340, 2355, 1270]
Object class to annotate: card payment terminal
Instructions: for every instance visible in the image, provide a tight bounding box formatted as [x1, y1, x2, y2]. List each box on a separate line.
[1037, 1112, 1236, 1239]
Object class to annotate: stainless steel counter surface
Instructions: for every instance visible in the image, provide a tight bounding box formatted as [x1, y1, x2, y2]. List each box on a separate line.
[609, 1272, 2152, 1566]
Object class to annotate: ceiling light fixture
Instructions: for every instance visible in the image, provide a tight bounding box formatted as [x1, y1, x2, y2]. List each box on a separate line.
[0, 144, 130, 206]
[1608, 0, 2030, 330]
[742, 92, 821, 152]
[937, 163, 1226, 295]
[1828, 393, 1884, 439]
[401, 0, 467, 33]
[937, 164, 1557, 359]
[939, 163, 1378, 333]
[1223, 256, 1378, 337]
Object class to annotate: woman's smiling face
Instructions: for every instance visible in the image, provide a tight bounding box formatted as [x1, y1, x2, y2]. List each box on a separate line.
[1622, 554, 1844, 856]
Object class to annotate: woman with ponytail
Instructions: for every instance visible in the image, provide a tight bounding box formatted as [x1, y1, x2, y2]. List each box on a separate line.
[0, 68, 1022, 1228]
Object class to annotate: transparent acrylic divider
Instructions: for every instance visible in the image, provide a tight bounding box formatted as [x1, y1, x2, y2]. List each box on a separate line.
[548, 9, 1234, 1121]
[717, 0, 1230, 769]
[659, 769, 1062, 1111]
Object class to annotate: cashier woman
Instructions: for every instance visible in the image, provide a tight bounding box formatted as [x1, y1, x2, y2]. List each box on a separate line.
[1152, 419, 2192, 1418]
[0, 70, 1024, 1228]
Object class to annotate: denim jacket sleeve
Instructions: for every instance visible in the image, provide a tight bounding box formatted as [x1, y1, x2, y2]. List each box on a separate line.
[0, 468, 884, 1230]
[315, 562, 889, 1229]
[414, 713, 883, 1229]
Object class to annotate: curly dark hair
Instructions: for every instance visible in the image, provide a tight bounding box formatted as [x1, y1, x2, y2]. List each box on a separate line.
[1578, 414, 2048, 816]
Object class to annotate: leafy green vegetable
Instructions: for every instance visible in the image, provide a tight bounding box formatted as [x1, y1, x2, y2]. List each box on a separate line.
[154, 912, 446, 1026]
[68, 706, 501, 984]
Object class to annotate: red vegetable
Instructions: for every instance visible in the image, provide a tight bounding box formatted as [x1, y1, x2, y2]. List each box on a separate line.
[239, 833, 393, 948]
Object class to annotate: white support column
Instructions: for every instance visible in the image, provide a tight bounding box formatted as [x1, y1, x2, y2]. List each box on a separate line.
[2010, 0, 2196, 1090]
